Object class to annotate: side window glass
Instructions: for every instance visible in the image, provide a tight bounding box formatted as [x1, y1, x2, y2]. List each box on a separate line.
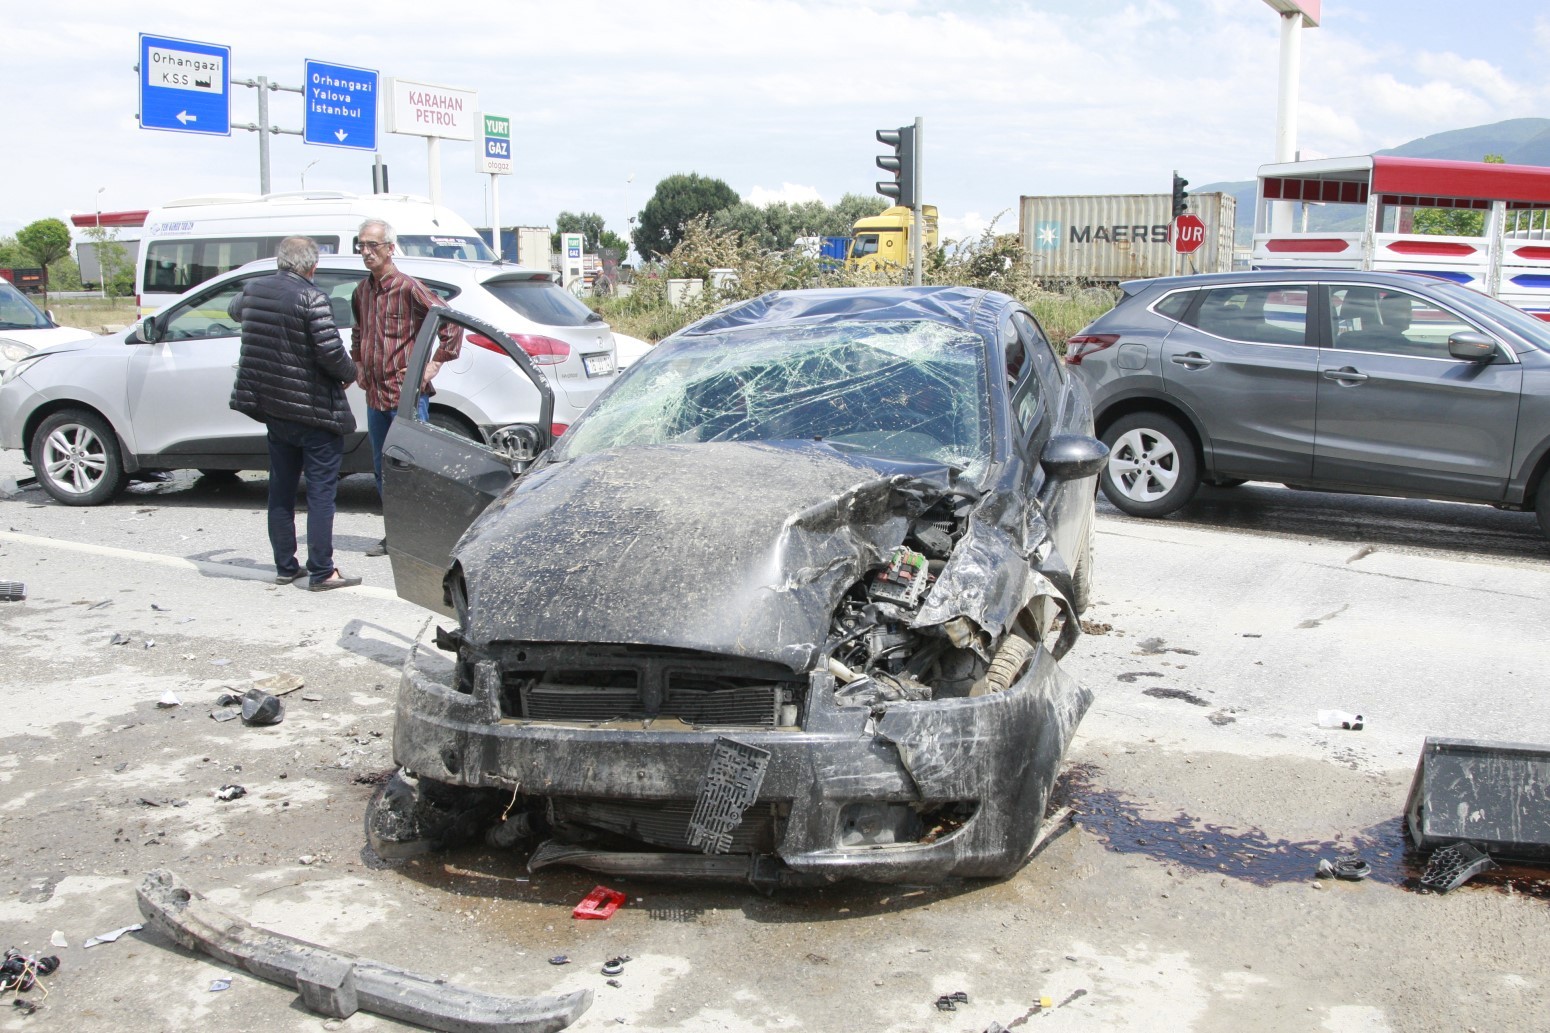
[1015, 310, 1065, 396]
[313, 270, 366, 329]
[1332, 287, 1469, 359]
[163, 281, 248, 341]
[1155, 290, 1196, 320]
[1184, 285, 1309, 346]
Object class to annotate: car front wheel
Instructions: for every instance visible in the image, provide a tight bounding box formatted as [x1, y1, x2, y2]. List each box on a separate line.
[1100, 412, 1199, 518]
[30, 409, 129, 506]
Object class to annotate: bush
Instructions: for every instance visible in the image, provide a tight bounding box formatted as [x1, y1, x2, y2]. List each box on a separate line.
[593, 212, 1118, 351]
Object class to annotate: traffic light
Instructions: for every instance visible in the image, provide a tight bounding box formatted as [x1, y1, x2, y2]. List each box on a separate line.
[1171, 171, 1189, 218]
[876, 126, 917, 209]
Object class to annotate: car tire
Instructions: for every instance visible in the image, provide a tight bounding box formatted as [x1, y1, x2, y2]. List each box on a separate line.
[1208, 478, 1247, 488]
[428, 409, 480, 443]
[30, 409, 129, 507]
[1071, 527, 1094, 615]
[1536, 475, 1550, 541]
[1099, 412, 1199, 518]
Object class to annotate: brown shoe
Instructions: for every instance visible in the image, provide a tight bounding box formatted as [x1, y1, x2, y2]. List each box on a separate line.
[308, 570, 362, 592]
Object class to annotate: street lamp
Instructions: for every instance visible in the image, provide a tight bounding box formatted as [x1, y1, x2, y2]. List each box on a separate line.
[301, 159, 322, 190]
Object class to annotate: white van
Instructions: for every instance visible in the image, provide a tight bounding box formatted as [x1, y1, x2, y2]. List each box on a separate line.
[136, 191, 496, 313]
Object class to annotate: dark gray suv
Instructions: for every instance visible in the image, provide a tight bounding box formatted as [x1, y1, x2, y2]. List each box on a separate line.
[1067, 270, 1550, 540]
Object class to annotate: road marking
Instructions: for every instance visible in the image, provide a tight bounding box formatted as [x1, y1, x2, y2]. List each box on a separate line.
[0, 531, 401, 600]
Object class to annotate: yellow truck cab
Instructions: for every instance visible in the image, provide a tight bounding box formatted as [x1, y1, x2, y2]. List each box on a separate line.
[847, 205, 939, 272]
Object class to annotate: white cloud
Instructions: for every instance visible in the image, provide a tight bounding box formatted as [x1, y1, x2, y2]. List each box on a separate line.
[744, 183, 824, 207]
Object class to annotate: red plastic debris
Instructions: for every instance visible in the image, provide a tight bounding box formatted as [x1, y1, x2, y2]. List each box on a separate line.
[572, 885, 626, 920]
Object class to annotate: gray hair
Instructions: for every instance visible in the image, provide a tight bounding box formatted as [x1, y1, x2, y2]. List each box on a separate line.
[359, 218, 397, 243]
[276, 235, 320, 275]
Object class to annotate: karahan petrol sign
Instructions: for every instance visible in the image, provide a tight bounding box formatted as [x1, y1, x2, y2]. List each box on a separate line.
[476, 113, 512, 175]
[386, 78, 477, 141]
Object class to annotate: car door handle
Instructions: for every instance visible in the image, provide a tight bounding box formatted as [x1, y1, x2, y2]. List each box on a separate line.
[383, 445, 413, 469]
[1323, 367, 1369, 384]
[1170, 353, 1212, 369]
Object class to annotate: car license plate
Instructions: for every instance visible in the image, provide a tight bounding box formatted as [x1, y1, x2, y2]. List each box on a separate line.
[583, 353, 615, 378]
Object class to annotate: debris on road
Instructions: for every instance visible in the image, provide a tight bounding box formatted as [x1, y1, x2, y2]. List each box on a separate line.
[0, 580, 25, 602]
[935, 991, 969, 1011]
[600, 956, 631, 976]
[1316, 709, 1364, 730]
[1419, 842, 1497, 893]
[136, 869, 592, 1032]
[0, 948, 59, 993]
[572, 886, 626, 920]
[82, 924, 142, 948]
[240, 689, 284, 726]
[254, 673, 305, 696]
[214, 785, 247, 802]
[548, 956, 571, 966]
[157, 691, 181, 709]
[209, 978, 231, 992]
[48, 932, 66, 949]
[1315, 856, 1372, 881]
[109, 633, 130, 646]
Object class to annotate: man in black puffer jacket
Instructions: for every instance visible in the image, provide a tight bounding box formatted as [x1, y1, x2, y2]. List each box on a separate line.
[229, 236, 361, 591]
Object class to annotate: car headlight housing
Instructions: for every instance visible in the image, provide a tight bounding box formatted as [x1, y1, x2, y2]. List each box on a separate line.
[0, 351, 45, 386]
[0, 338, 35, 365]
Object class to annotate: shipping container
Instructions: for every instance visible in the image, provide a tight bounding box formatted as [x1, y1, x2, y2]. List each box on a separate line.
[1018, 192, 1235, 281]
[516, 227, 553, 271]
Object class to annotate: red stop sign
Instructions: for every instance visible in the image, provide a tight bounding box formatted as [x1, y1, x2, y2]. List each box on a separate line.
[1173, 213, 1206, 254]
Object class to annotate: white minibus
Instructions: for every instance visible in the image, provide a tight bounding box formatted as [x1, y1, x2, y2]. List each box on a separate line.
[136, 191, 495, 313]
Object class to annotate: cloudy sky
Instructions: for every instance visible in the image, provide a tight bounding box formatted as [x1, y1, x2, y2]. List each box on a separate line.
[4, 1, 1550, 247]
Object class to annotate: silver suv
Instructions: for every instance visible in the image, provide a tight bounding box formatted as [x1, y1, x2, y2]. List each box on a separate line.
[0, 255, 618, 505]
[1067, 270, 1550, 540]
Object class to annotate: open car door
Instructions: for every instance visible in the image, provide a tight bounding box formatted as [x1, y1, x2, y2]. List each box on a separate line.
[380, 308, 554, 614]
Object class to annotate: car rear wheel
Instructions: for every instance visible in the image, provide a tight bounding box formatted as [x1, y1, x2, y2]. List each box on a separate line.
[428, 409, 481, 443]
[31, 409, 128, 507]
[1099, 412, 1199, 518]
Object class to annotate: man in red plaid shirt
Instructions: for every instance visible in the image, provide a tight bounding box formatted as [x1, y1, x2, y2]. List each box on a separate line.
[350, 218, 462, 557]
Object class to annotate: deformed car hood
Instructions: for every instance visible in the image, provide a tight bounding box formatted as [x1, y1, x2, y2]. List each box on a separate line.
[455, 441, 1055, 672]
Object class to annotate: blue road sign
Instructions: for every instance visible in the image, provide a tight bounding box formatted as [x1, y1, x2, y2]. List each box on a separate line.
[139, 33, 230, 136]
[303, 60, 379, 151]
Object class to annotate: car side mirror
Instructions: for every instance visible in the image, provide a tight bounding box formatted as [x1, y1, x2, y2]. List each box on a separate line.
[1447, 331, 1496, 362]
[135, 316, 163, 345]
[1041, 433, 1109, 481]
[489, 423, 549, 472]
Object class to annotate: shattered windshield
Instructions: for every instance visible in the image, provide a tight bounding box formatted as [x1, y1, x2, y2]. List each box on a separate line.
[557, 319, 992, 476]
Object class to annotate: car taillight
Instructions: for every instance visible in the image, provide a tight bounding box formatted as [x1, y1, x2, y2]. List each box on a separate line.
[469, 332, 572, 366]
[513, 334, 571, 365]
[1065, 333, 1121, 366]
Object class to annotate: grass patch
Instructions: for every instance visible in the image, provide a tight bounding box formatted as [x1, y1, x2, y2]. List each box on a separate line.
[47, 297, 140, 334]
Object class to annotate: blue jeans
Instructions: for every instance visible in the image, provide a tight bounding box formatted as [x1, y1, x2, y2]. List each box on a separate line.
[267, 418, 345, 585]
[367, 395, 430, 499]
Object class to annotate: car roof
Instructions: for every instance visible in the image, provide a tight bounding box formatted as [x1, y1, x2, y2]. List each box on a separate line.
[676, 285, 1014, 338]
[1118, 269, 1459, 295]
[310, 254, 553, 280]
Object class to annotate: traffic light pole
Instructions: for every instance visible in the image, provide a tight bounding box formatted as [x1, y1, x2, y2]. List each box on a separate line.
[911, 116, 923, 287]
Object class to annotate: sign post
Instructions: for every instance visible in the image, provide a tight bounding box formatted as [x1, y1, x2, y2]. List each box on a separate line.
[476, 113, 512, 258]
[303, 59, 379, 152]
[386, 78, 478, 205]
[138, 33, 231, 137]
[562, 232, 584, 292]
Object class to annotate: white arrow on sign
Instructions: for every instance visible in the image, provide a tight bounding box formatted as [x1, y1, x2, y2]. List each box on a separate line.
[334, 129, 348, 142]
[176, 111, 197, 125]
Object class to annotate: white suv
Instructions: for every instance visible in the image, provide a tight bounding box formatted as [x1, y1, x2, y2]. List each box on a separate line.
[0, 256, 617, 505]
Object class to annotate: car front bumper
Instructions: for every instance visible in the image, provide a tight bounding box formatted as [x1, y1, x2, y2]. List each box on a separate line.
[389, 630, 1091, 884]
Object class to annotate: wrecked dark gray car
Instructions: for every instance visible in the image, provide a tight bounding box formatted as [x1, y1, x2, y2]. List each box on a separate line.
[369, 286, 1108, 888]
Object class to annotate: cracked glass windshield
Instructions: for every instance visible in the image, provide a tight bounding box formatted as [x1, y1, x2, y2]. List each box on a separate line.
[557, 319, 992, 476]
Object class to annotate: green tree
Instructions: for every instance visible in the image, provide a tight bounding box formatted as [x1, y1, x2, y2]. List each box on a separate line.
[16, 218, 72, 302]
[551, 211, 608, 253]
[0, 235, 28, 267]
[632, 173, 740, 260]
[82, 226, 133, 297]
[597, 230, 631, 260]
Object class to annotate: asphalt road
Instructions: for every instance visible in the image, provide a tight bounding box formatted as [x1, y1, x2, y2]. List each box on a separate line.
[2, 455, 1547, 1033]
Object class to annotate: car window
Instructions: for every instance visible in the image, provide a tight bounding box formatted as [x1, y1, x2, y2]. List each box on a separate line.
[380, 234, 496, 261]
[1154, 290, 1196, 321]
[558, 319, 993, 479]
[851, 235, 879, 259]
[162, 280, 247, 341]
[481, 278, 600, 327]
[1329, 286, 1479, 359]
[1184, 285, 1310, 346]
[314, 270, 367, 328]
[0, 281, 49, 330]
